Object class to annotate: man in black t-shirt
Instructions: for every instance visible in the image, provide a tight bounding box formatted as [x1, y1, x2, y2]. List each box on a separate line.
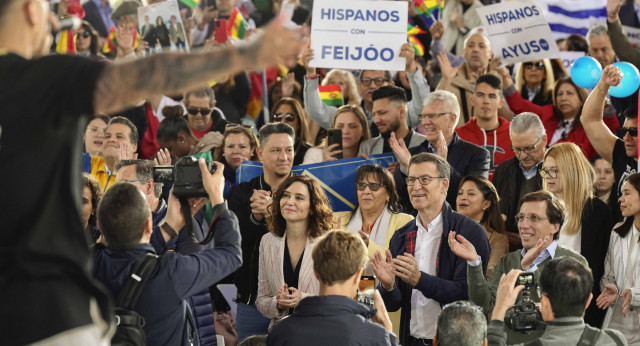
[0, 0, 302, 343]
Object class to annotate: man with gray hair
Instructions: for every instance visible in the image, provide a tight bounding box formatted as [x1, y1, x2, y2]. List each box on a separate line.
[184, 86, 228, 139]
[493, 112, 545, 250]
[434, 301, 487, 346]
[390, 90, 490, 213]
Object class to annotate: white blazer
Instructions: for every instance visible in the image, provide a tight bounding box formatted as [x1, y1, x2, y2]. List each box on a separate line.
[255, 232, 319, 328]
[601, 227, 640, 328]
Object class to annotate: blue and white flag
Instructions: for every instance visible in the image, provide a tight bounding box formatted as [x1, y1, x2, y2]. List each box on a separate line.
[543, 0, 606, 39]
[236, 153, 397, 212]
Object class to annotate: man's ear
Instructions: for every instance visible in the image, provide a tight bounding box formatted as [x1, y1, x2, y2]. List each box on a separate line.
[540, 294, 555, 322]
[24, 0, 41, 27]
[256, 147, 264, 162]
[584, 293, 593, 313]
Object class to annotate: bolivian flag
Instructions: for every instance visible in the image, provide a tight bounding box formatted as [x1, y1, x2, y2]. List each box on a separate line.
[227, 7, 247, 40]
[407, 24, 426, 36]
[318, 85, 344, 107]
[408, 35, 425, 56]
[56, 30, 76, 55]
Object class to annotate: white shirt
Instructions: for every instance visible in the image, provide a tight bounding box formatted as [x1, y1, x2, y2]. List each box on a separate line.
[410, 212, 443, 339]
[557, 213, 582, 253]
[622, 223, 640, 290]
[550, 118, 575, 145]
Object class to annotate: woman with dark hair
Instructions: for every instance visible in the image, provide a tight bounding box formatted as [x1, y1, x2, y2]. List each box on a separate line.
[84, 114, 110, 157]
[212, 72, 252, 124]
[271, 97, 315, 165]
[213, 125, 259, 199]
[597, 172, 640, 345]
[502, 74, 619, 159]
[256, 175, 333, 328]
[593, 155, 619, 218]
[154, 16, 171, 48]
[456, 176, 508, 278]
[76, 21, 103, 60]
[156, 105, 223, 161]
[81, 173, 102, 242]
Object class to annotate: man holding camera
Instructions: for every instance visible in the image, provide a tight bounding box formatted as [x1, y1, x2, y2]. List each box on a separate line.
[487, 258, 626, 346]
[94, 159, 242, 345]
[449, 190, 587, 344]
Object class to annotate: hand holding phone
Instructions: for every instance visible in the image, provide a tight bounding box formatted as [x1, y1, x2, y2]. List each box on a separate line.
[214, 18, 228, 43]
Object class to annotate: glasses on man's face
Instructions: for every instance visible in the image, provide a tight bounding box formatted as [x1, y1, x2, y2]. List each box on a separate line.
[405, 175, 444, 187]
[515, 214, 550, 224]
[619, 127, 639, 138]
[274, 113, 295, 121]
[225, 123, 253, 130]
[540, 167, 559, 179]
[356, 182, 382, 191]
[187, 107, 212, 116]
[512, 137, 542, 155]
[360, 77, 388, 87]
[419, 112, 451, 120]
[76, 31, 91, 39]
[523, 62, 545, 71]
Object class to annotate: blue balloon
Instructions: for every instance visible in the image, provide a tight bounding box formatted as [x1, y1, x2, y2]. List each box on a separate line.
[609, 62, 640, 98]
[570, 56, 602, 89]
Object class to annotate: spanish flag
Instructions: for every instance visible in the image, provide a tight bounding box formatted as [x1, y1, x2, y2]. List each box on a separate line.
[226, 7, 247, 40]
[102, 26, 140, 54]
[318, 85, 344, 107]
[408, 35, 425, 56]
[56, 30, 76, 55]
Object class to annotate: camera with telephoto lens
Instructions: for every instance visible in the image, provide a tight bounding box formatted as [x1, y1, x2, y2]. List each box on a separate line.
[153, 156, 216, 198]
[504, 272, 545, 333]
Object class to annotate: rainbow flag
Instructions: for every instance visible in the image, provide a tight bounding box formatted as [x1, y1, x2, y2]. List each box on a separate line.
[102, 26, 139, 54]
[318, 85, 344, 107]
[407, 24, 426, 36]
[408, 35, 425, 56]
[226, 7, 247, 40]
[56, 30, 76, 55]
[180, 0, 199, 9]
[414, 0, 444, 27]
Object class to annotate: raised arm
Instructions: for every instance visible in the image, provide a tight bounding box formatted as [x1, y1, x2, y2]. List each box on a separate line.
[94, 22, 303, 114]
[580, 65, 622, 163]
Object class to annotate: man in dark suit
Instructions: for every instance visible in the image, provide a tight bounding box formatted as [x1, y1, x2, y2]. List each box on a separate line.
[82, 0, 113, 39]
[390, 90, 490, 214]
[169, 15, 186, 51]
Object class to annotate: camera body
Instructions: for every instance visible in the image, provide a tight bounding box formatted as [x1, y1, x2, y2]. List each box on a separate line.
[504, 273, 545, 333]
[153, 156, 216, 198]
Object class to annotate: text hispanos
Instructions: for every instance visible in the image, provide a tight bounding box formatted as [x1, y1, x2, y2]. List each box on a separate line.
[485, 6, 540, 25]
[320, 8, 401, 22]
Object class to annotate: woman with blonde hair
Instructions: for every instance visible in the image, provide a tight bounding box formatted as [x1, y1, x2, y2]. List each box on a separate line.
[541, 142, 613, 327]
[322, 69, 362, 106]
[514, 59, 555, 106]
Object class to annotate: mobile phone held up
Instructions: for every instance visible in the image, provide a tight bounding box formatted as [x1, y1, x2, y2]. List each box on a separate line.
[214, 19, 228, 43]
[327, 128, 343, 159]
[355, 275, 375, 307]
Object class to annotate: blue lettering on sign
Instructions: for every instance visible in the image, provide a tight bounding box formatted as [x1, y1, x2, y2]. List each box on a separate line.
[511, 28, 522, 33]
[320, 8, 401, 22]
[501, 39, 550, 58]
[351, 29, 366, 34]
[319, 45, 394, 62]
[485, 5, 540, 25]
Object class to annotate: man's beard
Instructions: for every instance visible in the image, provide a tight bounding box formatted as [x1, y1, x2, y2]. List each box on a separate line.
[380, 118, 402, 139]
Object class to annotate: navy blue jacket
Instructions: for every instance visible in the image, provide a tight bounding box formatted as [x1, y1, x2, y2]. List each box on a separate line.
[378, 202, 490, 346]
[94, 209, 242, 346]
[267, 295, 398, 346]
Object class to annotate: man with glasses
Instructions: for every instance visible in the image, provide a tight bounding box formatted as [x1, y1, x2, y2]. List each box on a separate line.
[434, 301, 487, 346]
[302, 43, 430, 137]
[448, 190, 587, 344]
[390, 90, 489, 213]
[372, 153, 490, 346]
[184, 86, 228, 139]
[582, 65, 638, 220]
[493, 113, 546, 250]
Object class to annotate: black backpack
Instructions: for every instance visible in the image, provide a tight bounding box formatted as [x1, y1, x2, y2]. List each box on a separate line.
[111, 253, 159, 346]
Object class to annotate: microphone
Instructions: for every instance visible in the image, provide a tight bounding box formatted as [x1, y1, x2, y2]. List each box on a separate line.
[58, 17, 82, 31]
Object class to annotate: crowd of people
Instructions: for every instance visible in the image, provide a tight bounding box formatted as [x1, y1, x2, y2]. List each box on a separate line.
[3, 0, 640, 345]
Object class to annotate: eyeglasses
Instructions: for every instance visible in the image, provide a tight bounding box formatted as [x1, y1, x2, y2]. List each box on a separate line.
[515, 214, 550, 224]
[619, 127, 639, 138]
[225, 123, 253, 130]
[512, 137, 542, 154]
[76, 31, 91, 39]
[86, 126, 106, 135]
[523, 62, 545, 71]
[186, 107, 212, 116]
[419, 112, 452, 120]
[405, 175, 445, 187]
[540, 167, 559, 179]
[356, 182, 382, 191]
[360, 77, 388, 87]
[274, 113, 295, 121]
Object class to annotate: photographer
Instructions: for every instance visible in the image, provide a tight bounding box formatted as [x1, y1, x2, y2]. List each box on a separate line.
[448, 190, 587, 344]
[94, 159, 242, 345]
[487, 258, 626, 346]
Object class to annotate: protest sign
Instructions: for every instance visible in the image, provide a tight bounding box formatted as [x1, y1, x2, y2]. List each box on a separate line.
[477, 0, 560, 65]
[560, 51, 585, 72]
[236, 153, 397, 212]
[309, 0, 408, 71]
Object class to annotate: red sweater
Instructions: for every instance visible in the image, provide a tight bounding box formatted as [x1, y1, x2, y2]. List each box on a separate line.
[505, 91, 619, 159]
[456, 117, 514, 180]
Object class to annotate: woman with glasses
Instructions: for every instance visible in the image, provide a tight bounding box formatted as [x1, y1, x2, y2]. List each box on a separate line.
[303, 105, 371, 164]
[75, 21, 103, 60]
[456, 176, 508, 279]
[501, 70, 619, 159]
[542, 142, 613, 327]
[597, 172, 640, 345]
[256, 175, 333, 328]
[213, 125, 259, 198]
[83, 114, 110, 157]
[514, 59, 555, 106]
[271, 97, 316, 165]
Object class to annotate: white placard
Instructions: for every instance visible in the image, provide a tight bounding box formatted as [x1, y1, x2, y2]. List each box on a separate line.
[476, 0, 560, 65]
[309, 0, 408, 71]
[138, 0, 189, 54]
[559, 51, 585, 72]
[622, 25, 640, 48]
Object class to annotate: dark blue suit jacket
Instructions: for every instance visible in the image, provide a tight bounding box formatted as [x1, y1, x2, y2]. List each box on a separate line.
[83, 1, 109, 37]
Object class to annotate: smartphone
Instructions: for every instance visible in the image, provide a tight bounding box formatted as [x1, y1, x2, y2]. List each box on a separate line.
[327, 129, 343, 159]
[214, 19, 227, 43]
[356, 275, 375, 307]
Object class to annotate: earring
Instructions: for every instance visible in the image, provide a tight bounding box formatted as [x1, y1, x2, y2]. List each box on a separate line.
[180, 140, 184, 144]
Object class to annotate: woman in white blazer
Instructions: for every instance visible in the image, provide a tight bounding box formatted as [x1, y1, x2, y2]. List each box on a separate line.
[597, 173, 640, 345]
[256, 175, 334, 328]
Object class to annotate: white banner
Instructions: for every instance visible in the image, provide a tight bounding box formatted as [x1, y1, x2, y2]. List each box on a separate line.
[477, 0, 560, 65]
[560, 51, 585, 72]
[309, 0, 408, 71]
